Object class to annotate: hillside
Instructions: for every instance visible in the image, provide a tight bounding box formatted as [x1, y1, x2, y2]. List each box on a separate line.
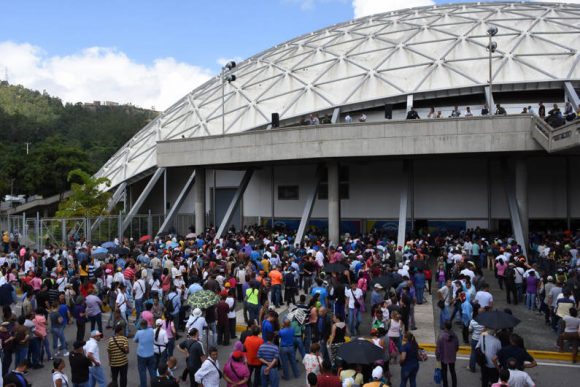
[0, 81, 158, 198]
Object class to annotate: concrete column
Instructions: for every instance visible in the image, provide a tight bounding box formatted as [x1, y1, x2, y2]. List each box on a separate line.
[195, 168, 206, 234]
[327, 161, 340, 245]
[515, 158, 528, 250]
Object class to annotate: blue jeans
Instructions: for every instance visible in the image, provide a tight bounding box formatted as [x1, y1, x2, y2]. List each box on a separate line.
[137, 355, 156, 387]
[74, 383, 90, 387]
[293, 337, 306, 360]
[29, 337, 41, 365]
[304, 325, 312, 353]
[135, 298, 144, 326]
[89, 313, 103, 332]
[334, 301, 345, 321]
[261, 364, 280, 387]
[247, 303, 259, 324]
[515, 283, 523, 302]
[400, 363, 419, 387]
[469, 338, 478, 371]
[348, 307, 361, 335]
[89, 365, 106, 387]
[526, 293, 536, 310]
[416, 286, 425, 304]
[14, 346, 27, 366]
[166, 338, 175, 357]
[272, 285, 282, 307]
[279, 345, 300, 380]
[208, 322, 217, 346]
[52, 326, 68, 351]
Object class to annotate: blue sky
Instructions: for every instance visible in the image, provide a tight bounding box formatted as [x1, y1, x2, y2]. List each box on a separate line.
[0, 0, 572, 108]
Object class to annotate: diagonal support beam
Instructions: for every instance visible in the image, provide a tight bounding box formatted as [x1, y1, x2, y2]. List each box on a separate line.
[397, 160, 410, 248]
[331, 107, 340, 124]
[216, 169, 254, 238]
[157, 170, 197, 236]
[90, 182, 127, 232]
[121, 168, 165, 234]
[564, 81, 580, 111]
[502, 159, 528, 258]
[296, 166, 322, 245]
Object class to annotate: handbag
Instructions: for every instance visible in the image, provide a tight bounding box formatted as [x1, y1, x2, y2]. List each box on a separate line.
[351, 289, 361, 309]
[475, 335, 487, 367]
[434, 367, 442, 384]
[418, 348, 428, 362]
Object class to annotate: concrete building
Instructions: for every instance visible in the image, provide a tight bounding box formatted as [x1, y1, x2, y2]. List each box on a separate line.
[94, 2, 580, 249]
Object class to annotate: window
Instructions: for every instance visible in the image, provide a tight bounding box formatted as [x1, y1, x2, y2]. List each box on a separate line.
[278, 185, 299, 200]
[317, 166, 349, 200]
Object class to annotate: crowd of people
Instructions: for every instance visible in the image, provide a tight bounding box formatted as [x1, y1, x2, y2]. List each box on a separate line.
[0, 226, 577, 387]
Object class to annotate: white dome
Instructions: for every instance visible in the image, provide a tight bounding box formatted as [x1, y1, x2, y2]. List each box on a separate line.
[97, 1, 580, 187]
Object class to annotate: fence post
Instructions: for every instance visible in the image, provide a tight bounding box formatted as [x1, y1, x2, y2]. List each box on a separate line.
[148, 210, 153, 237]
[35, 212, 40, 250]
[86, 218, 92, 243]
[61, 219, 66, 246]
[118, 213, 123, 242]
[22, 212, 26, 242]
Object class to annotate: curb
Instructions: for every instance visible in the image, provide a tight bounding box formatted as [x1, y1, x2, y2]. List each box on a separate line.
[419, 343, 576, 362]
[235, 325, 576, 362]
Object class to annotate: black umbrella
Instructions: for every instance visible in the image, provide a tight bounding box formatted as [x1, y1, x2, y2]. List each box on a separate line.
[370, 275, 397, 291]
[336, 339, 385, 365]
[475, 311, 521, 330]
[323, 263, 348, 273]
[108, 246, 130, 256]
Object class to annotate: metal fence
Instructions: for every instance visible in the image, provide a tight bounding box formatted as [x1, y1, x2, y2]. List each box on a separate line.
[0, 212, 195, 250]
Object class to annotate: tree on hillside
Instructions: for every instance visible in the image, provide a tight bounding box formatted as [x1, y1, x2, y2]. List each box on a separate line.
[56, 169, 112, 218]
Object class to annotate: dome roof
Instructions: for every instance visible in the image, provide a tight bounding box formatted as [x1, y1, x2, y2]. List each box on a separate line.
[97, 1, 580, 187]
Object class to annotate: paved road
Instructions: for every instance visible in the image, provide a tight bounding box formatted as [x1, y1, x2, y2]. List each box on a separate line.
[16, 317, 580, 387]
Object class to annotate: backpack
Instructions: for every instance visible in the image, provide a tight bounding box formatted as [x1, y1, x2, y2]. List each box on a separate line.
[504, 267, 515, 283]
[165, 294, 177, 314]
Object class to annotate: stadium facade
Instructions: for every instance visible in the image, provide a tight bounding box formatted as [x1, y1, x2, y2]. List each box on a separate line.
[94, 1, 580, 249]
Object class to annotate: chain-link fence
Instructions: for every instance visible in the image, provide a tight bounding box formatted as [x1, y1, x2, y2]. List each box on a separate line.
[0, 212, 195, 250]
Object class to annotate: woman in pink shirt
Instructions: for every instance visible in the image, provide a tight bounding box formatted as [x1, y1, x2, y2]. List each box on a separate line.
[33, 308, 52, 362]
[495, 258, 508, 290]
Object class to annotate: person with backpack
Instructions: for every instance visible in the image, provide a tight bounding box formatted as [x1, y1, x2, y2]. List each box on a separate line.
[133, 270, 149, 328]
[504, 264, 519, 305]
[4, 359, 31, 387]
[178, 328, 205, 387]
[153, 319, 169, 370]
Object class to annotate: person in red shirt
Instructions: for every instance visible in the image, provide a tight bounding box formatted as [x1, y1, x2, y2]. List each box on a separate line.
[216, 293, 230, 346]
[317, 359, 341, 387]
[243, 326, 264, 387]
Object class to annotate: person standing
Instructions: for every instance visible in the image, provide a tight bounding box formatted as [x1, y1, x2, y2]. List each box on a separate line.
[258, 332, 280, 387]
[51, 358, 70, 387]
[4, 360, 31, 387]
[223, 350, 250, 387]
[107, 324, 129, 387]
[69, 340, 91, 387]
[279, 318, 300, 381]
[134, 320, 156, 387]
[194, 346, 222, 387]
[178, 328, 205, 387]
[436, 321, 459, 387]
[153, 319, 169, 370]
[243, 326, 264, 387]
[84, 330, 106, 387]
[345, 282, 363, 336]
[85, 290, 103, 333]
[216, 293, 230, 346]
[477, 329, 502, 387]
[399, 332, 420, 387]
[525, 272, 539, 311]
[152, 363, 180, 387]
[269, 266, 283, 308]
[226, 289, 237, 340]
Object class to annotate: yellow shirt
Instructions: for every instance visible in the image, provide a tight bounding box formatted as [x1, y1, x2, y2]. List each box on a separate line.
[261, 259, 270, 273]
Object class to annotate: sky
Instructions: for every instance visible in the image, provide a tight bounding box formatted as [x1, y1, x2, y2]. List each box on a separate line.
[0, 0, 577, 110]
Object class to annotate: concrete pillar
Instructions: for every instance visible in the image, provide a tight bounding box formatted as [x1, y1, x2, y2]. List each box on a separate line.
[327, 161, 340, 245]
[515, 158, 528, 250]
[195, 168, 206, 234]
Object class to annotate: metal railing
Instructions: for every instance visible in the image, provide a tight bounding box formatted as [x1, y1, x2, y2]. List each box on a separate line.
[0, 212, 195, 250]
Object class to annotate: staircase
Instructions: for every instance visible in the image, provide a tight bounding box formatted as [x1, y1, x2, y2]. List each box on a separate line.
[532, 116, 580, 153]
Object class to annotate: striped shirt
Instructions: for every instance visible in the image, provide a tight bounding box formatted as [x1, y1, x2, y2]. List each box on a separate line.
[257, 342, 279, 362]
[107, 335, 129, 367]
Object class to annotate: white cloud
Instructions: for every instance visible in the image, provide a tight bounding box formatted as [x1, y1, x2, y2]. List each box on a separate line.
[352, 0, 435, 18]
[0, 41, 213, 110]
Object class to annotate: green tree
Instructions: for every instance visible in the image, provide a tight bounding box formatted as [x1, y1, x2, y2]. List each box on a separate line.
[56, 169, 112, 217]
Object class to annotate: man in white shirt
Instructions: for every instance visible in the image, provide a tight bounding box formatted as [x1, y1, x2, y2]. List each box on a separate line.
[226, 291, 237, 340]
[475, 284, 494, 309]
[84, 330, 106, 387]
[345, 282, 363, 336]
[460, 265, 475, 282]
[507, 358, 535, 387]
[116, 283, 129, 335]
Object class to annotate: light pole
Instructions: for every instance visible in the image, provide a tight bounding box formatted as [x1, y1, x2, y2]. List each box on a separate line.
[487, 25, 498, 106]
[221, 61, 237, 135]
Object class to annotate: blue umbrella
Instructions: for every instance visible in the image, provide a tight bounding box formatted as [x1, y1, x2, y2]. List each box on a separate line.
[168, 241, 179, 248]
[101, 241, 116, 249]
[93, 247, 108, 254]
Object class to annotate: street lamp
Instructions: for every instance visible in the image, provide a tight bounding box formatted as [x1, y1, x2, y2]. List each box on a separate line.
[487, 25, 498, 103]
[221, 61, 237, 135]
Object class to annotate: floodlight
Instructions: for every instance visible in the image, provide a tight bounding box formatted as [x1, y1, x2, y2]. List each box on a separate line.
[226, 74, 237, 83]
[225, 61, 237, 70]
[487, 26, 498, 36]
